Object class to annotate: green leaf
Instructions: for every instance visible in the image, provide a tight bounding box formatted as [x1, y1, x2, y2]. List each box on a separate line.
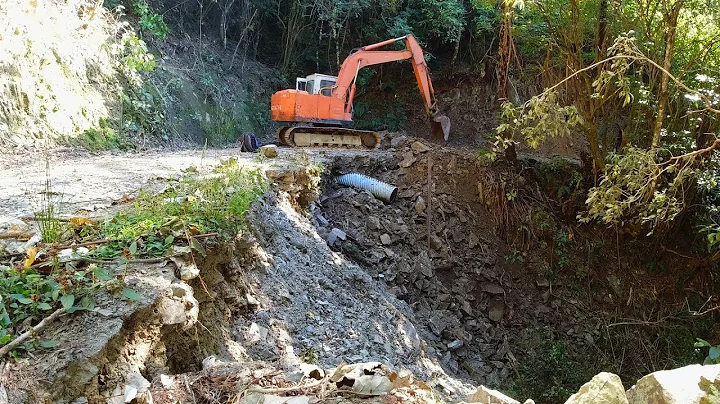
[60, 294, 75, 310]
[695, 338, 711, 348]
[123, 288, 143, 301]
[189, 238, 206, 257]
[37, 302, 52, 311]
[79, 296, 95, 311]
[129, 240, 138, 255]
[38, 340, 59, 348]
[17, 298, 33, 305]
[710, 347, 720, 360]
[164, 235, 175, 246]
[92, 267, 114, 281]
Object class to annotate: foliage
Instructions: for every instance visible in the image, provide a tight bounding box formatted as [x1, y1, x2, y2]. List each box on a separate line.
[555, 231, 571, 269]
[0, 263, 116, 353]
[75, 119, 133, 151]
[131, 0, 169, 40]
[509, 326, 594, 403]
[495, 91, 583, 155]
[580, 147, 691, 235]
[89, 159, 268, 260]
[695, 338, 720, 365]
[198, 104, 241, 146]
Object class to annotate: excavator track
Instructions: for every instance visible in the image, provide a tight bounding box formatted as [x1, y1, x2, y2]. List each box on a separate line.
[277, 126, 381, 150]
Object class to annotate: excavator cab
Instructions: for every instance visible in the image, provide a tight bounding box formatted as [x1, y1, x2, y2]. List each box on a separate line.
[295, 74, 337, 97]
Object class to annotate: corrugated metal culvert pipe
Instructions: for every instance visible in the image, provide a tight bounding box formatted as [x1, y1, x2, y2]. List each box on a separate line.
[336, 173, 398, 203]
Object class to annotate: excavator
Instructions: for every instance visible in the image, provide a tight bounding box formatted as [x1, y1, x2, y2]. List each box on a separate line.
[270, 34, 450, 149]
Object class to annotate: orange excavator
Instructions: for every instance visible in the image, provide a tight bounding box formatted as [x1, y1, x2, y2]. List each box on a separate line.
[270, 34, 450, 149]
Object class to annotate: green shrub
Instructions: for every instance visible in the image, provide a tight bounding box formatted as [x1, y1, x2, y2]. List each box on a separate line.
[132, 0, 169, 40]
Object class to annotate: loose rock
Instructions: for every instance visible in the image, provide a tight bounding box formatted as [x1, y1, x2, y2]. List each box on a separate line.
[261, 144, 278, 158]
[565, 372, 628, 404]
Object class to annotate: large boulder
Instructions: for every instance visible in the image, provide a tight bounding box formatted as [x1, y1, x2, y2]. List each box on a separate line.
[565, 372, 628, 404]
[626, 364, 720, 404]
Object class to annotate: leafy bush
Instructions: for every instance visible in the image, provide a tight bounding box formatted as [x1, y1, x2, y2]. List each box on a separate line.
[132, 0, 169, 40]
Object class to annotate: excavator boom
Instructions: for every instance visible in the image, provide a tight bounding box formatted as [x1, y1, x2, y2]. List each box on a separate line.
[271, 34, 450, 149]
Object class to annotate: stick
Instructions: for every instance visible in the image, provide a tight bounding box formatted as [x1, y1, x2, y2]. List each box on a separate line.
[0, 308, 65, 358]
[31, 256, 168, 270]
[246, 378, 327, 394]
[0, 232, 35, 240]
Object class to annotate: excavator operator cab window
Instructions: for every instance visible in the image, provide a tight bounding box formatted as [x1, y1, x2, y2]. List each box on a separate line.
[295, 78, 308, 92]
[319, 79, 335, 96]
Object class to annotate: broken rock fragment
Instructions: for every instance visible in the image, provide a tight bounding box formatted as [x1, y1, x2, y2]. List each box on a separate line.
[327, 228, 347, 246]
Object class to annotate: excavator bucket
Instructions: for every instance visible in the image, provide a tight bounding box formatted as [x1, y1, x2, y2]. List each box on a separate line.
[431, 114, 451, 142]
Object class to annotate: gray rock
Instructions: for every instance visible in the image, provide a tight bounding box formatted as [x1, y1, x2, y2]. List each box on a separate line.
[367, 216, 380, 230]
[390, 135, 407, 147]
[327, 228, 347, 246]
[415, 196, 426, 214]
[380, 234, 392, 245]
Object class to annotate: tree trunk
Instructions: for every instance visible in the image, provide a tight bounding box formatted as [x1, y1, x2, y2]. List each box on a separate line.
[652, 0, 684, 148]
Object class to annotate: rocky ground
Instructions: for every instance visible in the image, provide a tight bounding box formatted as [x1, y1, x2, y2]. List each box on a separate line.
[0, 138, 718, 404]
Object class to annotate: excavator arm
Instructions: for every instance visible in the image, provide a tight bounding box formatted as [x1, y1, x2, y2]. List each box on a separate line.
[332, 35, 450, 140]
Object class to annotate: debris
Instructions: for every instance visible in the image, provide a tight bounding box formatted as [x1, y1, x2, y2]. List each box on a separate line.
[481, 283, 505, 295]
[123, 372, 151, 403]
[488, 299, 505, 322]
[400, 151, 417, 168]
[261, 144, 279, 158]
[448, 340, 464, 350]
[415, 196, 426, 214]
[411, 141, 431, 153]
[170, 256, 200, 281]
[57, 247, 89, 259]
[327, 228, 347, 246]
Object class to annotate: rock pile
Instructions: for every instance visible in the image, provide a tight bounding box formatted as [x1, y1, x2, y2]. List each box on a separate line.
[312, 135, 598, 387]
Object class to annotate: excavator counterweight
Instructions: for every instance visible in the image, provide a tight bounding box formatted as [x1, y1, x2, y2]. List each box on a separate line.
[270, 34, 450, 149]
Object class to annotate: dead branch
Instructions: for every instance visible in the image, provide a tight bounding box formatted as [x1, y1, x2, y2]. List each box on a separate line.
[0, 308, 65, 358]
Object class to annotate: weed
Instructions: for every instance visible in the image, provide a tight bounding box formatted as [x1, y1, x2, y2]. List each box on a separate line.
[0, 263, 116, 353]
[75, 119, 132, 151]
[198, 104, 241, 146]
[508, 326, 594, 403]
[88, 160, 268, 259]
[555, 231, 570, 269]
[300, 346, 319, 364]
[36, 161, 64, 243]
[695, 338, 720, 365]
[505, 250, 525, 264]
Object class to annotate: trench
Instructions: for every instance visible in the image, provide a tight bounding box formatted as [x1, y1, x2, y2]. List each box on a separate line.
[308, 136, 600, 389]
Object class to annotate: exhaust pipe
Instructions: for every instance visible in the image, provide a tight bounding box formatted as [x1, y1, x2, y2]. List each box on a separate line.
[336, 173, 398, 203]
